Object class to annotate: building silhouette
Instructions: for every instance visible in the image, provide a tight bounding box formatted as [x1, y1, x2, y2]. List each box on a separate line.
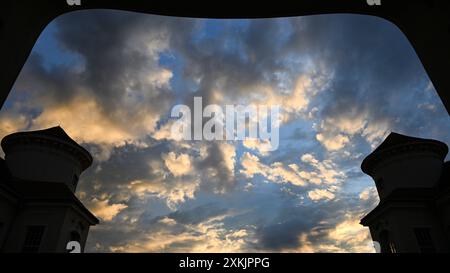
[0, 126, 98, 253]
[361, 132, 450, 253]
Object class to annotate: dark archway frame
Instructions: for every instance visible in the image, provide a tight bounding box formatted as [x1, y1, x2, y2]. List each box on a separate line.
[1, 0, 449, 114]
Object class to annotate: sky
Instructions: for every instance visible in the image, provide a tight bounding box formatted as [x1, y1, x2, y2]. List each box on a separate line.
[1, 10, 449, 253]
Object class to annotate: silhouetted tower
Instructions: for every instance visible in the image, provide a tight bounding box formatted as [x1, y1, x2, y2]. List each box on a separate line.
[360, 132, 450, 253]
[0, 126, 98, 253]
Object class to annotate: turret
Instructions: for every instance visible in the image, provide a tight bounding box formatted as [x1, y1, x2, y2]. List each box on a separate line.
[360, 132, 450, 253]
[1, 126, 92, 192]
[361, 132, 448, 200]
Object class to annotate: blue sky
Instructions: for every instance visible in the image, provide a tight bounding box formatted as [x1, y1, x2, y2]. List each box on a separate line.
[0, 10, 449, 252]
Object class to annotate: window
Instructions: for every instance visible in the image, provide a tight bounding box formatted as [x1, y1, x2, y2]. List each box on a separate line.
[414, 228, 436, 253]
[22, 226, 45, 253]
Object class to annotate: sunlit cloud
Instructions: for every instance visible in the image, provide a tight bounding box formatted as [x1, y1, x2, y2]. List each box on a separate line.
[163, 152, 193, 177]
[89, 198, 128, 222]
[308, 189, 336, 201]
[126, 179, 200, 210]
[108, 211, 253, 253]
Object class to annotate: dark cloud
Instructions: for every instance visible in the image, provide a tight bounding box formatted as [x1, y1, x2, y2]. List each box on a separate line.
[78, 142, 170, 194]
[251, 194, 377, 251]
[53, 10, 177, 109]
[287, 15, 439, 131]
[159, 203, 227, 225]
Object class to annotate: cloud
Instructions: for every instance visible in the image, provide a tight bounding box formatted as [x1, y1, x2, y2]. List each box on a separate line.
[314, 112, 391, 151]
[152, 120, 179, 141]
[315, 133, 350, 151]
[307, 189, 335, 201]
[0, 113, 29, 151]
[126, 179, 199, 210]
[359, 187, 377, 201]
[219, 142, 236, 176]
[243, 138, 274, 156]
[7, 11, 184, 160]
[252, 199, 377, 252]
[158, 217, 177, 226]
[299, 153, 346, 185]
[163, 152, 192, 177]
[104, 205, 253, 252]
[31, 96, 134, 146]
[240, 152, 306, 187]
[296, 215, 374, 253]
[314, 112, 389, 152]
[326, 216, 374, 252]
[240, 151, 346, 191]
[89, 198, 128, 221]
[244, 75, 321, 123]
[194, 142, 237, 194]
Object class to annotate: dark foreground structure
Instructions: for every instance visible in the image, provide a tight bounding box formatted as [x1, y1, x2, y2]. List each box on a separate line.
[361, 132, 450, 253]
[0, 126, 98, 253]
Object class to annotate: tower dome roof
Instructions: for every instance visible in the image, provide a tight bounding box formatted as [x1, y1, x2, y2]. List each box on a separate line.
[1, 126, 92, 171]
[361, 132, 448, 175]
